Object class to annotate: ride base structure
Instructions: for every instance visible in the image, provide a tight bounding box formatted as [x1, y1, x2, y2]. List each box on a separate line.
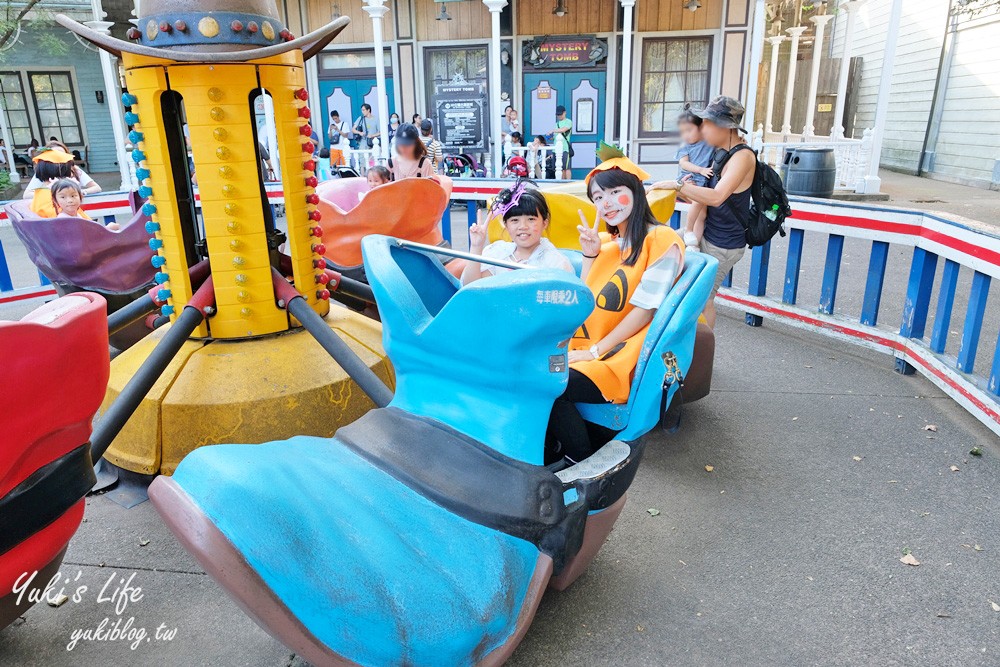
[95, 50, 392, 474]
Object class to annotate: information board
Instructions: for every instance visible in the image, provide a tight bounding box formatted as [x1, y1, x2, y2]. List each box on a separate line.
[432, 80, 489, 153]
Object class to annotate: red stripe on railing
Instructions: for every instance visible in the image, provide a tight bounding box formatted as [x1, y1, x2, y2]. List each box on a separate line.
[718, 292, 1000, 426]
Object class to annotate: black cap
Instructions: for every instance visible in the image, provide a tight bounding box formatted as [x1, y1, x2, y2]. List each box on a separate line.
[420, 119, 433, 133]
[395, 122, 420, 145]
[555, 105, 566, 115]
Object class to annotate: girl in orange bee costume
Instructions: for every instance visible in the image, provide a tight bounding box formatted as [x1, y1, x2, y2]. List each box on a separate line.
[546, 145, 685, 464]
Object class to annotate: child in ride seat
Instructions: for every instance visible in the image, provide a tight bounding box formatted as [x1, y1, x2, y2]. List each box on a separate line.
[50, 179, 91, 220]
[367, 165, 390, 189]
[675, 107, 716, 250]
[461, 181, 574, 285]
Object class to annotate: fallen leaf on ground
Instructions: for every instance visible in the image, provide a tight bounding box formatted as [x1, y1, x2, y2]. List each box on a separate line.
[47, 594, 69, 607]
[923, 424, 938, 432]
[973, 544, 984, 552]
[950, 465, 960, 472]
[636, 625, 645, 632]
[853, 456, 862, 462]
[970, 447, 983, 457]
[139, 538, 150, 547]
[900, 553, 921, 566]
[991, 600, 1000, 612]
[792, 417, 799, 421]
[647, 508, 660, 516]
[704, 465, 714, 472]
[936, 613, 952, 618]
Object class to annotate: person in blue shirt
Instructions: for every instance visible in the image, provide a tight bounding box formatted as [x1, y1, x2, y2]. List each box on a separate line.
[674, 107, 716, 250]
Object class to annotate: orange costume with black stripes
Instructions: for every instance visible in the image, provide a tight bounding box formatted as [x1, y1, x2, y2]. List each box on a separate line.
[569, 225, 683, 404]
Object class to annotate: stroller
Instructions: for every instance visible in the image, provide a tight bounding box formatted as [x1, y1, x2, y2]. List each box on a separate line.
[443, 153, 486, 178]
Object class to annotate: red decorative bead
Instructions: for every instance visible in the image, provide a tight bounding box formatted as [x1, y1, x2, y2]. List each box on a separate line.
[247, 21, 259, 33]
[294, 88, 308, 101]
[317, 289, 331, 301]
[313, 258, 326, 269]
[297, 107, 311, 119]
[231, 20, 244, 32]
[299, 124, 312, 137]
[309, 211, 322, 222]
[305, 176, 318, 188]
[159, 21, 171, 33]
[312, 243, 326, 255]
[306, 193, 319, 205]
[303, 159, 316, 172]
[127, 27, 141, 40]
[311, 226, 324, 237]
[280, 29, 295, 42]
[174, 20, 187, 31]
[301, 141, 315, 154]
[316, 273, 330, 285]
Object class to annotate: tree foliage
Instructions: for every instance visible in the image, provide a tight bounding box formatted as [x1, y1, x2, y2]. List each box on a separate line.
[0, 0, 71, 58]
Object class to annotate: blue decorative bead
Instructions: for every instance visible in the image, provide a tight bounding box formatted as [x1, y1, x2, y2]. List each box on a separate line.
[135, 168, 151, 180]
[122, 93, 137, 106]
[149, 238, 163, 250]
[151, 256, 166, 268]
[142, 203, 157, 216]
[138, 185, 153, 198]
[128, 130, 144, 144]
[124, 112, 139, 125]
[161, 305, 175, 316]
[131, 149, 145, 163]
[155, 272, 169, 284]
[145, 221, 160, 234]
[157, 289, 171, 301]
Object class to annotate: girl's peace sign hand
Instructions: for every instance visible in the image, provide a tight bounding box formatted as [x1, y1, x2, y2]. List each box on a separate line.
[470, 207, 492, 253]
[577, 209, 602, 258]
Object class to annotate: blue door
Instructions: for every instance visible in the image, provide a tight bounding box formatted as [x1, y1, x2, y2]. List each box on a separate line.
[318, 78, 396, 149]
[523, 71, 606, 180]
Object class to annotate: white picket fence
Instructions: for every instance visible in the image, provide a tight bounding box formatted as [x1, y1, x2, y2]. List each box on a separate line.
[750, 126, 874, 193]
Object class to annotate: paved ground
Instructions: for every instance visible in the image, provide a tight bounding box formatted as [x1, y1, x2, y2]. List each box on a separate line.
[0, 312, 997, 667]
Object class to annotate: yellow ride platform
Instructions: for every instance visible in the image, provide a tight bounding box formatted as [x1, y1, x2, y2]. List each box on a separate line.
[99, 306, 392, 475]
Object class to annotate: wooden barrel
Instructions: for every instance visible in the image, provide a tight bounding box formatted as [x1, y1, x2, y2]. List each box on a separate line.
[781, 147, 836, 199]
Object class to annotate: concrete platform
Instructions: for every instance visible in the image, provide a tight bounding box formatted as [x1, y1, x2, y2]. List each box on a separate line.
[1, 311, 996, 667]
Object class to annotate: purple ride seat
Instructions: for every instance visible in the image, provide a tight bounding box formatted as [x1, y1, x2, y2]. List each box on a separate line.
[5, 199, 155, 294]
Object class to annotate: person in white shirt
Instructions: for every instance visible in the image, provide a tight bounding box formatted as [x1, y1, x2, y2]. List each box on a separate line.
[22, 140, 101, 198]
[462, 182, 574, 285]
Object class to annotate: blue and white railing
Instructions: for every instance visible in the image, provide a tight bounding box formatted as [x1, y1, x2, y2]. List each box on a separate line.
[708, 198, 1000, 438]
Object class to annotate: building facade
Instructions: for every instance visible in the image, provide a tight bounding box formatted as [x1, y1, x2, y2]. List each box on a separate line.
[0, 23, 120, 174]
[0, 0, 764, 181]
[285, 0, 760, 176]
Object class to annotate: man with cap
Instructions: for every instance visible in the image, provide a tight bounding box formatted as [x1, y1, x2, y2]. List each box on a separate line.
[649, 95, 756, 329]
[551, 105, 573, 179]
[387, 123, 434, 180]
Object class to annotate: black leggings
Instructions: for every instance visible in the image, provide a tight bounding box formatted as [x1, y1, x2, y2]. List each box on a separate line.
[546, 369, 618, 464]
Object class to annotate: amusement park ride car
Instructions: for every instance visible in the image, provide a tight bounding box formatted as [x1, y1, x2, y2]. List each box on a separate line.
[0, 1, 719, 663]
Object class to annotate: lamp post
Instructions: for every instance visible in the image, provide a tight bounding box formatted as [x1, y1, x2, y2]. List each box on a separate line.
[363, 0, 391, 162]
[802, 14, 834, 138]
[484, 0, 508, 177]
[87, 7, 132, 190]
[764, 36, 784, 135]
[831, 1, 864, 139]
[781, 26, 807, 138]
[619, 0, 637, 156]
